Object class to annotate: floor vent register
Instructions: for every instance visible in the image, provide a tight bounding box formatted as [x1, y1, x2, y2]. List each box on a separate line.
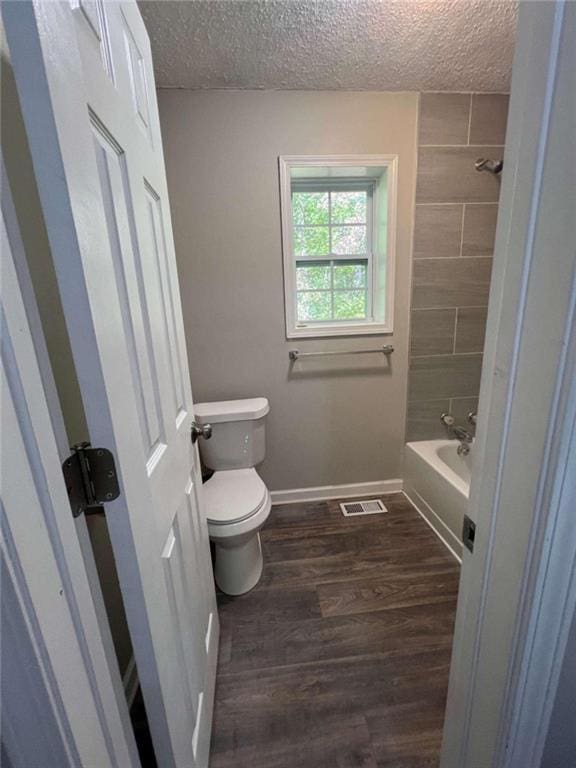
[340, 499, 388, 517]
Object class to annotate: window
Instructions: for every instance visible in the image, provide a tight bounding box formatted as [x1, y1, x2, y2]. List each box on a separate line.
[280, 156, 397, 338]
[293, 183, 372, 324]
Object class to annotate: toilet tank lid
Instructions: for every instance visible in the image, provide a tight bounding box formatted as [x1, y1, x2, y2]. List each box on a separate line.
[194, 397, 269, 424]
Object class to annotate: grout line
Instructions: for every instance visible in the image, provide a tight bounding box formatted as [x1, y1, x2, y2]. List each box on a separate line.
[410, 304, 488, 312]
[412, 305, 488, 311]
[413, 256, 493, 261]
[420, 90, 510, 95]
[418, 144, 505, 148]
[414, 253, 494, 261]
[410, 351, 484, 360]
[459, 204, 466, 257]
[453, 308, 459, 354]
[416, 200, 500, 207]
[408, 396, 479, 405]
[415, 201, 499, 207]
[467, 94, 473, 145]
[413, 255, 494, 262]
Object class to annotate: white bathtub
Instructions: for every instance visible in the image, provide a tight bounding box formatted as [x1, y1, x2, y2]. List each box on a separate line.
[403, 440, 471, 562]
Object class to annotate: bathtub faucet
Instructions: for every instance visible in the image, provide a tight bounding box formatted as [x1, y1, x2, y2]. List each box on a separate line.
[440, 413, 473, 455]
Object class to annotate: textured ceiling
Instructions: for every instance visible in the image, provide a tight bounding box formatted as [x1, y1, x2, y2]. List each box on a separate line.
[140, 0, 518, 92]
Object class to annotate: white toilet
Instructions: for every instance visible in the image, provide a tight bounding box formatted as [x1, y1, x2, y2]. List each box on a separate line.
[194, 398, 271, 595]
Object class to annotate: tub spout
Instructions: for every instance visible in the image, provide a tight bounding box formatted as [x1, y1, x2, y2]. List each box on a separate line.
[440, 413, 473, 453]
[451, 425, 473, 444]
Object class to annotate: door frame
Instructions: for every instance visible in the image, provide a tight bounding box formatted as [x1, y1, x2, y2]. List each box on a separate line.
[441, 1, 576, 765]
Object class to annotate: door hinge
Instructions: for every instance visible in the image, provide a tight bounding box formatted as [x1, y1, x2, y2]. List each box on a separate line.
[462, 514, 476, 553]
[62, 442, 120, 518]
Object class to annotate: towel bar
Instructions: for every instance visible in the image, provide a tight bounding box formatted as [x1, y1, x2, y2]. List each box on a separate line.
[288, 345, 394, 361]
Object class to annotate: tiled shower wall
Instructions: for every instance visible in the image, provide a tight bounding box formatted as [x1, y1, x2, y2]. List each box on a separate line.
[406, 92, 510, 441]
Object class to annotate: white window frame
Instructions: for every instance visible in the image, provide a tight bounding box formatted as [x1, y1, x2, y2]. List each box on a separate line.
[279, 155, 398, 339]
[292, 178, 375, 325]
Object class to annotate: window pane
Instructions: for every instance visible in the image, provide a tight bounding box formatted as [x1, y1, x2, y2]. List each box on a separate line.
[332, 226, 367, 255]
[333, 261, 367, 289]
[331, 191, 367, 224]
[292, 192, 329, 226]
[294, 226, 330, 256]
[334, 290, 367, 319]
[296, 263, 331, 290]
[297, 291, 332, 322]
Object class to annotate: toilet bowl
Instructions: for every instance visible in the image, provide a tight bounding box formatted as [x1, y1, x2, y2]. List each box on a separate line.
[204, 468, 271, 595]
[194, 398, 271, 595]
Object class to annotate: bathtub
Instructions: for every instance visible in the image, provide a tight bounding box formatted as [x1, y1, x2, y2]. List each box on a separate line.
[403, 440, 471, 562]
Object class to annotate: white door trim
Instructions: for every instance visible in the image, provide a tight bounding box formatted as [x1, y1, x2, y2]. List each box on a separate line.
[441, 2, 576, 765]
[498, 298, 576, 765]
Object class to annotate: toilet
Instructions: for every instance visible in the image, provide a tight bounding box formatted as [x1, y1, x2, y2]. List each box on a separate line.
[194, 398, 271, 595]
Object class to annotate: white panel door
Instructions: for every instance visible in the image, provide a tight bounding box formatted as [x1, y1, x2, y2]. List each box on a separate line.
[1, 160, 139, 768]
[3, 2, 219, 767]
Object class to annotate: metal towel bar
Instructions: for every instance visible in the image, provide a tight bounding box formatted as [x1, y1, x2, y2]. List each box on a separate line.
[289, 345, 394, 361]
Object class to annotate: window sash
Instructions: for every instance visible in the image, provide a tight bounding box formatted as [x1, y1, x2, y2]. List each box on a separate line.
[291, 182, 374, 254]
[291, 181, 375, 325]
[295, 257, 372, 324]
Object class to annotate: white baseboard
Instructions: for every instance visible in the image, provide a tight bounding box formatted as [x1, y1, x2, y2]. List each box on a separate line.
[123, 656, 139, 709]
[402, 487, 463, 564]
[270, 478, 403, 506]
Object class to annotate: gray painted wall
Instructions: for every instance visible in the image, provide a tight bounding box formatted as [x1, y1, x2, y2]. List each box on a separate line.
[158, 90, 418, 491]
[406, 93, 509, 441]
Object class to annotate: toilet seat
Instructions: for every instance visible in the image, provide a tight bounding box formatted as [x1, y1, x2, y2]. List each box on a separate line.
[204, 468, 268, 526]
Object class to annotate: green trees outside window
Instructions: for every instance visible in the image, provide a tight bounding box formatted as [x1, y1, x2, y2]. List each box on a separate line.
[292, 189, 370, 323]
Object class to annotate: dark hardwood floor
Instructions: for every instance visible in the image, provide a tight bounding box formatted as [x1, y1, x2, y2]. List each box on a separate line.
[209, 493, 460, 768]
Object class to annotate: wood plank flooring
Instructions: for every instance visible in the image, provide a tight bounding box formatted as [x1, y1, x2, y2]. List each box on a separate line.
[209, 493, 460, 768]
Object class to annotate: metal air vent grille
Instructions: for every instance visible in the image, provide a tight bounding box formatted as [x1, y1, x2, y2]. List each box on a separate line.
[340, 499, 387, 517]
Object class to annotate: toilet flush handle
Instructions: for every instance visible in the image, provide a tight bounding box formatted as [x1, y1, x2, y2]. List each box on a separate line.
[191, 421, 212, 444]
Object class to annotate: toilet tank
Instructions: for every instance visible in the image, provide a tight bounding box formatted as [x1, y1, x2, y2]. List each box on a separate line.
[194, 398, 269, 470]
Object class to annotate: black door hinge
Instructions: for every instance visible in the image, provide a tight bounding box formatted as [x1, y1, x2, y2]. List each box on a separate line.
[462, 514, 476, 553]
[62, 442, 120, 518]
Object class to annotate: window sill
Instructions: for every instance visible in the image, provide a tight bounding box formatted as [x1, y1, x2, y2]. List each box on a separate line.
[287, 322, 393, 339]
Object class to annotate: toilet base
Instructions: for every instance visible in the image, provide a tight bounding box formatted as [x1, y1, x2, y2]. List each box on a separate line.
[213, 532, 263, 595]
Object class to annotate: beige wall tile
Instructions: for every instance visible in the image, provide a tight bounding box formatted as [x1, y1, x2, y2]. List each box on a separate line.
[413, 204, 463, 259]
[417, 146, 504, 203]
[409, 354, 483, 401]
[462, 204, 499, 256]
[455, 307, 488, 353]
[406, 91, 507, 437]
[412, 258, 493, 309]
[410, 308, 456, 356]
[469, 94, 510, 145]
[419, 93, 471, 146]
[406, 399, 450, 441]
